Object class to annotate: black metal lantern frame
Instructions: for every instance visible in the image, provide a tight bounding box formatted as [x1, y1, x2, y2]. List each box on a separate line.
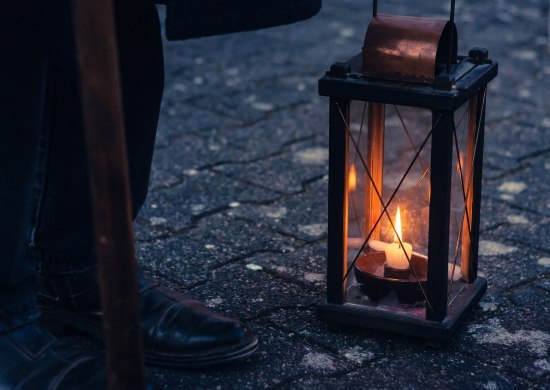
[317, 3, 498, 341]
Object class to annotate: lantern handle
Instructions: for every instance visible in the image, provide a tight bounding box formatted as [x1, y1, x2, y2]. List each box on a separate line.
[447, 0, 456, 73]
[373, 0, 456, 23]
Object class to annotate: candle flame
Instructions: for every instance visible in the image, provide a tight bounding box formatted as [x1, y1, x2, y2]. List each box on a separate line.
[348, 164, 357, 192]
[393, 206, 403, 243]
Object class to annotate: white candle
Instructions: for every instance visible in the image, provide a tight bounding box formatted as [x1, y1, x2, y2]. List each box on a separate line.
[384, 242, 412, 269]
[384, 206, 413, 270]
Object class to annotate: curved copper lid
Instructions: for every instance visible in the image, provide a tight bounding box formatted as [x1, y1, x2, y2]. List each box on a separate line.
[362, 14, 457, 84]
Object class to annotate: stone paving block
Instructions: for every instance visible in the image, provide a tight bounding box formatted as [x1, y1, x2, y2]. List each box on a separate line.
[242, 242, 327, 290]
[155, 103, 243, 149]
[476, 74, 546, 124]
[150, 132, 244, 189]
[162, 33, 304, 95]
[453, 278, 549, 383]
[137, 213, 301, 288]
[230, 178, 328, 243]
[488, 214, 550, 253]
[157, 104, 328, 170]
[485, 155, 550, 216]
[490, 120, 550, 169]
[188, 263, 313, 321]
[257, 4, 353, 49]
[477, 24, 543, 64]
[288, 346, 528, 389]
[191, 76, 318, 123]
[534, 277, 550, 292]
[477, 237, 549, 290]
[161, 33, 291, 89]
[458, 1, 547, 54]
[455, 302, 550, 382]
[261, 307, 386, 367]
[152, 103, 328, 190]
[149, 324, 351, 389]
[150, 133, 237, 190]
[195, 102, 327, 164]
[213, 141, 328, 195]
[508, 283, 550, 311]
[467, 287, 508, 323]
[136, 170, 279, 238]
[480, 196, 527, 232]
[137, 239, 210, 288]
[479, 196, 550, 253]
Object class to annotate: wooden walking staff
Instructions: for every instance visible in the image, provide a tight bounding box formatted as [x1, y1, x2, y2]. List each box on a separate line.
[72, 0, 146, 388]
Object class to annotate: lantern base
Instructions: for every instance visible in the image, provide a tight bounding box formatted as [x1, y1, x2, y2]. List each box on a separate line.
[317, 277, 487, 342]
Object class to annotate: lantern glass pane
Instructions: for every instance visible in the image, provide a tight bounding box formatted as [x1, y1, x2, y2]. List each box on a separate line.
[344, 101, 433, 317]
[447, 99, 477, 304]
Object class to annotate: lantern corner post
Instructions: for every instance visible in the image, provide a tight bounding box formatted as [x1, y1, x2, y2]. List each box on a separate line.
[426, 109, 454, 322]
[326, 97, 350, 305]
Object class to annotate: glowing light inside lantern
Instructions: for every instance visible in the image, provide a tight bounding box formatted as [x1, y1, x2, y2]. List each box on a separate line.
[349, 164, 357, 191]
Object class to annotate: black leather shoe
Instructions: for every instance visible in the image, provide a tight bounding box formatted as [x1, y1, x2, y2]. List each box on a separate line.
[0, 323, 107, 389]
[38, 270, 258, 368]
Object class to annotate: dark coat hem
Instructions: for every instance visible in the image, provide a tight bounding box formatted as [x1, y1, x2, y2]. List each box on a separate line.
[164, 0, 322, 41]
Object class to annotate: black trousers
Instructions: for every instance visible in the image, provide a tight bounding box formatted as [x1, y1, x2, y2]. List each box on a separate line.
[0, 1, 164, 332]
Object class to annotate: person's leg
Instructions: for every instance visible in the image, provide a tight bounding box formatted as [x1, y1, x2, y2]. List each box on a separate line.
[0, 54, 107, 390]
[33, 3, 163, 268]
[0, 57, 47, 333]
[36, 1, 258, 367]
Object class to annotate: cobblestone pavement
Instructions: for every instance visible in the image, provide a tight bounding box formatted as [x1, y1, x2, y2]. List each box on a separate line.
[88, 0, 550, 388]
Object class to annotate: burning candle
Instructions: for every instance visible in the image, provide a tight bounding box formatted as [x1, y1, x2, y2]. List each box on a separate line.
[384, 207, 412, 270]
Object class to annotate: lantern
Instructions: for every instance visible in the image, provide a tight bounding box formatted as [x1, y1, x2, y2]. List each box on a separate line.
[317, 1, 498, 341]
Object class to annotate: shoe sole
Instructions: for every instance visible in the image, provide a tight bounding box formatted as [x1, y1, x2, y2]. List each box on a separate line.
[39, 310, 259, 369]
[144, 336, 258, 368]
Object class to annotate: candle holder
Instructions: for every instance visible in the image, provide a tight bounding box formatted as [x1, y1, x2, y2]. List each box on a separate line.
[316, 0, 497, 341]
[354, 252, 426, 304]
[383, 263, 411, 280]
